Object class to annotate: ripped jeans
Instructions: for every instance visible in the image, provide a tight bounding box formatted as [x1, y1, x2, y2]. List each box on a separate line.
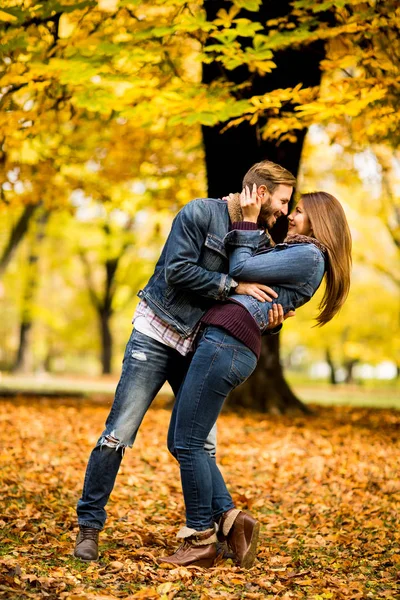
[77, 329, 217, 530]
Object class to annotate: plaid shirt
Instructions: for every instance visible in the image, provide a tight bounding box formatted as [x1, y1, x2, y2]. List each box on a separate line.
[133, 300, 199, 356]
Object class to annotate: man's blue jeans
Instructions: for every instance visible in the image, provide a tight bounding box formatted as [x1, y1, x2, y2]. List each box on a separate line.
[77, 329, 216, 530]
[168, 326, 257, 531]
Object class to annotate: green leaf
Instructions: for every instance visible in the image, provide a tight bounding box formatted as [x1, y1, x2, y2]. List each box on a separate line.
[0, 33, 27, 55]
[232, 0, 262, 12]
[211, 30, 239, 44]
[0, 6, 25, 22]
[233, 18, 264, 37]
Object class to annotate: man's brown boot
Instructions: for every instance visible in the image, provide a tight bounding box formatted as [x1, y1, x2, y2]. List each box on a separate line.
[158, 527, 217, 568]
[219, 509, 260, 569]
[74, 526, 100, 561]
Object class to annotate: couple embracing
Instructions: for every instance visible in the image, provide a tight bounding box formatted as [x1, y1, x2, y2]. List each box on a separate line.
[74, 160, 352, 568]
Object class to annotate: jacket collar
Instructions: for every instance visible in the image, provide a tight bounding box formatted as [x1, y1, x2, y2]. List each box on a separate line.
[284, 233, 327, 254]
[226, 193, 243, 223]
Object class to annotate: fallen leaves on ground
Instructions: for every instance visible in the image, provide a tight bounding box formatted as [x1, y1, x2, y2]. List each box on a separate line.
[0, 396, 399, 599]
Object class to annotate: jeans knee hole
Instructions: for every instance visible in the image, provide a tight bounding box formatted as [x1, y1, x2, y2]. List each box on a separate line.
[131, 351, 147, 361]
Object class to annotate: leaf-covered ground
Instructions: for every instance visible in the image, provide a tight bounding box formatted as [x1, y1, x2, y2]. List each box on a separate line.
[1, 397, 399, 600]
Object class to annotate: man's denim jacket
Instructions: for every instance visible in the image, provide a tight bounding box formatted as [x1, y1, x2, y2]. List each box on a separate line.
[138, 198, 271, 337]
[225, 229, 326, 333]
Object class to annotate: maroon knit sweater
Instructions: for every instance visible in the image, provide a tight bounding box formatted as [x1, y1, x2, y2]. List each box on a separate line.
[201, 221, 262, 358]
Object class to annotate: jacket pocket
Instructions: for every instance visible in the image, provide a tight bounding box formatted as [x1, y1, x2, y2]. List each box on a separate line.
[201, 233, 228, 270]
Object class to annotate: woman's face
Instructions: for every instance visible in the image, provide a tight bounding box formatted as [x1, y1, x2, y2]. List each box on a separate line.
[288, 199, 313, 236]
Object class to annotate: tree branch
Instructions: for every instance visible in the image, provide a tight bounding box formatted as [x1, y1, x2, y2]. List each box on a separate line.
[78, 251, 101, 310]
[0, 203, 39, 278]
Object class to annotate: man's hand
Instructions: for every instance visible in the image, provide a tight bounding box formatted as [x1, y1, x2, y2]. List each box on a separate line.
[266, 305, 296, 329]
[236, 281, 278, 302]
[240, 183, 261, 223]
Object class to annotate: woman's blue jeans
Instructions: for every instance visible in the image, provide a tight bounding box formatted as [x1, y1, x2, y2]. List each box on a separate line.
[168, 326, 257, 531]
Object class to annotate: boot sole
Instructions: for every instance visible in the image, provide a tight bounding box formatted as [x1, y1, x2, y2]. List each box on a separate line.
[192, 557, 215, 567]
[239, 521, 260, 569]
[158, 557, 215, 569]
[73, 550, 99, 562]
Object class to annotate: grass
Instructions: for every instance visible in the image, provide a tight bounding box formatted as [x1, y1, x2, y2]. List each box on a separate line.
[1, 371, 399, 409]
[289, 380, 400, 409]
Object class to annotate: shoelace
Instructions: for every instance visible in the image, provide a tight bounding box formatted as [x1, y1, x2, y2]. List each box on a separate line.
[80, 527, 99, 541]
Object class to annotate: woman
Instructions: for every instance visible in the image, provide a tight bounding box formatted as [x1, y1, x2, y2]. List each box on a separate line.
[160, 188, 352, 569]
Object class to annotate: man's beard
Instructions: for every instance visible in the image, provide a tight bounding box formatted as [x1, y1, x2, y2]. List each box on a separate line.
[257, 199, 276, 230]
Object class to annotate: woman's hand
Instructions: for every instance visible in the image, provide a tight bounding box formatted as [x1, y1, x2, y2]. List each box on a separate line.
[266, 305, 296, 329]
[240, 184, 261, 223]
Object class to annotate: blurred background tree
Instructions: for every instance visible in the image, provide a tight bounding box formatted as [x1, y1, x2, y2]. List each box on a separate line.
[0, 0, 398, 409]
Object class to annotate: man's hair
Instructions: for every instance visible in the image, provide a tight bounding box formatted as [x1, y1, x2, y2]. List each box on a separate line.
[242, 160, 296, 193]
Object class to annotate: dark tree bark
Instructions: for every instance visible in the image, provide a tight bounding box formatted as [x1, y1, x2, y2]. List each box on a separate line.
[98, 256, 118, 375]
[80, 250, 118, 375]
[13, 210, 49, 373]
[326, 348, 338, 385]
[80, 222, 131, 375]
[99, 308, 113, 375]
[202, 0, 325, 413]
[14, 321, 33, 373]
[343, 359, 358, 384]
[0, 203, 39, 278]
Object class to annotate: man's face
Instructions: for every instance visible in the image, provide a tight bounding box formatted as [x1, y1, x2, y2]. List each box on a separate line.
[258, 184, 293, 229]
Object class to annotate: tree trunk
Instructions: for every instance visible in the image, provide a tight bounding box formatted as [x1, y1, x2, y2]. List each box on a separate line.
[14, 321, 33, 373]
[343, 359, 358, 384]
[202, 0, 325, 413]
[79, 225, 120, 375]
[98, 252, 119, 375]
[229, 334, 312, 414]
[0, 203, 39, 278]
[13, 210, 48, 373]
[99, 309, 113, 375]
[325, 348, 338, 385]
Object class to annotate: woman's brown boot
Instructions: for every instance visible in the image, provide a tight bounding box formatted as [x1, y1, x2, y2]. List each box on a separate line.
[218, 508, 260, 568]
[158, 527, 217, 568]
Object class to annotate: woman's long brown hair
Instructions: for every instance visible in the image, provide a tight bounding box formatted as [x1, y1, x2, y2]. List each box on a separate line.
[301, 192, 352, 326]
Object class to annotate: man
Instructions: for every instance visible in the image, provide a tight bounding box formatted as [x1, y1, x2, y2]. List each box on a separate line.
[74, 159, 296, 561]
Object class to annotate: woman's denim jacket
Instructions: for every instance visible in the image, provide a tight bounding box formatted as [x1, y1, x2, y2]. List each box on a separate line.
[138, 198, 271, 337]
[225, 229, 326, 334]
